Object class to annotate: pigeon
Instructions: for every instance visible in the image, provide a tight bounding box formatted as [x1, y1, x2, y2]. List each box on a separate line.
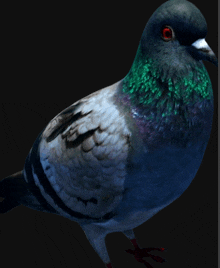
[0, 0, 217, 267]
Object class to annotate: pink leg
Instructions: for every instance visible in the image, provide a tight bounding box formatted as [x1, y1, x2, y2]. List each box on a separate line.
[125, 239, 166, 267]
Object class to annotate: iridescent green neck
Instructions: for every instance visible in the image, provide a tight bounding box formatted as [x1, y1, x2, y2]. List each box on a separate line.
[122, 46, 213, 109]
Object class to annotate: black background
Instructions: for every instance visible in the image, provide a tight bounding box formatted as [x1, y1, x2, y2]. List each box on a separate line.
[0, 1, 217, 267]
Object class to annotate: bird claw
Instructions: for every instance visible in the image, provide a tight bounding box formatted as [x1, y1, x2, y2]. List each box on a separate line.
[125, 239, 166, 267]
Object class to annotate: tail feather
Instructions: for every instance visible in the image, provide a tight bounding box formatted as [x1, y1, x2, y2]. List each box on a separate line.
[0, 171, 25, 213]
[0, 198, 20, 213]
[0, 170, 57, 214]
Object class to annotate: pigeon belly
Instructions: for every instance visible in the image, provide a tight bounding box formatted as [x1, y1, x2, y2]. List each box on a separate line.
[95, 139, 208, 231]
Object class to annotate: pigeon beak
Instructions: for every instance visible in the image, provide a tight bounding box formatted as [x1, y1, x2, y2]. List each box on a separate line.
[191, 38, 218, 67]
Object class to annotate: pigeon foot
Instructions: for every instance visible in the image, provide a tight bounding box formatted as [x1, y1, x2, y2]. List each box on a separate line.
[125, 239, 166, 268]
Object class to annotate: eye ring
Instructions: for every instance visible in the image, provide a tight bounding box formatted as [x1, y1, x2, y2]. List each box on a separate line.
[161, 26, 175, 41]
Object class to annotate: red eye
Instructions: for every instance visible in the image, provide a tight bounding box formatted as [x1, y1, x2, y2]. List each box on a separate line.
[162, 26, 174, 41]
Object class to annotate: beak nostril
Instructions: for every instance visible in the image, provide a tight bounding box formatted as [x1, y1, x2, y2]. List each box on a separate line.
[199, 48, 211, 53]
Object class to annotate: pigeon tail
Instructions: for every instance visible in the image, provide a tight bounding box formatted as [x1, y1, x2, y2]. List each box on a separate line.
[0, 170, 47, 213]
[0, 171, 24, 213]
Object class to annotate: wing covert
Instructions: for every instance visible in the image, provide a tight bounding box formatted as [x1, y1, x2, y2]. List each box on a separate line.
[39, 84, 131, 221]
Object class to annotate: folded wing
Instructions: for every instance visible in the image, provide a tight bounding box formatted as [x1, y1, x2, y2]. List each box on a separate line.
[29, 84, 131, 223]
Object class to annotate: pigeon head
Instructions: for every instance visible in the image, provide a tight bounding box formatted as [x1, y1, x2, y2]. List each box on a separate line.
[140, 0, 218, 74]
[122, 0, 217, 109]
